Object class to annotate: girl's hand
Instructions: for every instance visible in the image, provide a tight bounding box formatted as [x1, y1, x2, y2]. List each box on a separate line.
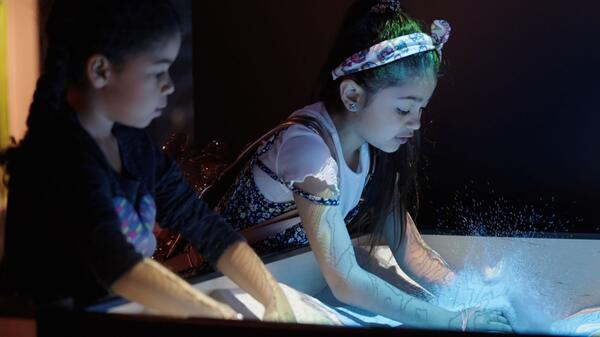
[111, 258, 245, 320]
[459, 307, 513, 333]
[215, 241, 296, 323]
[213, 302, 243, 320]
[482, 259, 505, 284]
[262, 296, 296, 323]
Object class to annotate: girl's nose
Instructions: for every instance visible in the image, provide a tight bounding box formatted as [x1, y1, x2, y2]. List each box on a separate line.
[406, 108, 423, 130]
[406, 116, 421, 131]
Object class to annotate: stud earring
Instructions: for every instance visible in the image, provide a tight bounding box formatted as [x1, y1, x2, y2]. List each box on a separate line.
[348, 103, 358, 112]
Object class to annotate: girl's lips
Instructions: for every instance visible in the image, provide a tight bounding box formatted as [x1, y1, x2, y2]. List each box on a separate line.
[393, 136, 409, 144]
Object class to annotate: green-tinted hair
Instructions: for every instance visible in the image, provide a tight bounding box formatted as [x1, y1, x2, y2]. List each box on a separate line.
[320, 2, 441, 103]
[362, 12, 440, 92]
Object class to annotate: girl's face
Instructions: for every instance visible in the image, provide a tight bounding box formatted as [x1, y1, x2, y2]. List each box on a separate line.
[99, 33, 182, 128]
[354, 77, 436, 153]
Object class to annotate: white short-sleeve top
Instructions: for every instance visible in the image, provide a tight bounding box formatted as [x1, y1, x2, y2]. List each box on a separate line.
[252, 102, 371, 218]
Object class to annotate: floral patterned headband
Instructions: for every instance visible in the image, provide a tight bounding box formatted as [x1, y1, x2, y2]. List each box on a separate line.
[331, 20, 451, 80]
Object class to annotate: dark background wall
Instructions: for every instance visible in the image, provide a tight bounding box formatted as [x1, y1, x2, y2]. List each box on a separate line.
[401, 1, 600, 236]
[192, 0, 600, 236]
[192, 0, 353, 149]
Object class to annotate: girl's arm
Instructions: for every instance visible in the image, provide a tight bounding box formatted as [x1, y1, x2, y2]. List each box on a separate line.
[112, 245, 296, 322]
[111, 257, 239, 319]
[294, 177, 510, 332]
[216, 241, 296, 322]
[152, 150, 293, 322]
[384, 212, 455, 291]
[293, 177, 459, 329]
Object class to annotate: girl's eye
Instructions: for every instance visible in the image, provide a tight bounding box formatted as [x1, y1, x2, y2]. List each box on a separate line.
[155, 69, 171, 79]
[396, 108, 410, 116]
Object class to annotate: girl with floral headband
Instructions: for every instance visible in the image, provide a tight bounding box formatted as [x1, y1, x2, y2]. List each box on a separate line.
[218, 0, 513, 332]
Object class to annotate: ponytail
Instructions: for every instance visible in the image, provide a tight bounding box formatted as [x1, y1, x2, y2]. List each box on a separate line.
[26, 46, 70, 133]
[0, 45, 70, 182]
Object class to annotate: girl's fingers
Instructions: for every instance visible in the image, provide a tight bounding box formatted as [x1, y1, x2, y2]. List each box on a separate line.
[493, 315, 510, 325]
[488, 321, 513, 333]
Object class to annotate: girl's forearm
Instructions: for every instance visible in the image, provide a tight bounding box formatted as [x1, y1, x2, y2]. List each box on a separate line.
[111, 258, 238, 319]
[401, 240, 456, 289]
[298, 196, 459, 329]
[389, 213, 455, 289]
[216, 241, 295, 322]
[325, 252, 460, 330]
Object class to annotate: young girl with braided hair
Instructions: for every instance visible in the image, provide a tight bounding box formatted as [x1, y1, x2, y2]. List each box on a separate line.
[0, 0, 294, 322]
[218, 0, 512, 331]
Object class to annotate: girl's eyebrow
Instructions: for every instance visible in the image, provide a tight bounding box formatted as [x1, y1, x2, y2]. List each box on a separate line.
[397, 96, 424, 102]
[153, 58, 175, 65]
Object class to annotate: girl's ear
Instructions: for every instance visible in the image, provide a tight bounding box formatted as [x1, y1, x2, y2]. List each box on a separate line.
[339, 79, 366, 113]
[85, 54, 112, 89]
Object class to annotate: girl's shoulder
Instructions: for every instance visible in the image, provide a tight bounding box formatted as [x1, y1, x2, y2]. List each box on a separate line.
[257, 108, 340, 195]
[265, 102, 337, 171]
[276, 101, 337, 158]
[273, 123, 335, 178]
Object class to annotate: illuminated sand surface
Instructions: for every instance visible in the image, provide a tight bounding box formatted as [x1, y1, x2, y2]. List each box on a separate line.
[106, 235, 600, 335]
[426, 235, 600, 335]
